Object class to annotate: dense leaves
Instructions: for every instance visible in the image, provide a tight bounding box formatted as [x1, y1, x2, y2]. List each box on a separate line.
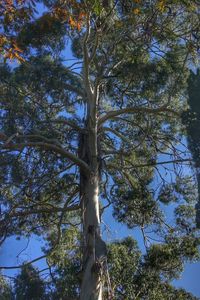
[14, 264, 46, 300]
[0, 275, 13, 300]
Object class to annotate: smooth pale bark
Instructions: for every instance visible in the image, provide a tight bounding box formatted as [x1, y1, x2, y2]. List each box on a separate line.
[80, 170, 103, 300]
[79, 13, 107, 297]
[79, 108, 107, 299]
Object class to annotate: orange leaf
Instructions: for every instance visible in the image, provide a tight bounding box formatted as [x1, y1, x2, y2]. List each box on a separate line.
[13, 43, 23, 53]
[69, 16, 76, 28]
[157, 0, 166, 12]
[77, 22, 81, 31]
[4, 51, 14, 60]
[133, 8, 140, 14]
[79, 12, 86, 19]
[14, 52, 26, 63]
[0, 36, 7, 46]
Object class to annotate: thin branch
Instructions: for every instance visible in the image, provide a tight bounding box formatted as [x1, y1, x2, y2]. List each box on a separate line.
[107, 158, 193, 170]
[40, 119, 85, 132]
[64, 82, 85, 97]
[0, 255, 47, 270]
[98, 106, 179, 127]
[88, 30, 99, 64]
[4, 204, 80, 219]
[100, 127, 130, 143]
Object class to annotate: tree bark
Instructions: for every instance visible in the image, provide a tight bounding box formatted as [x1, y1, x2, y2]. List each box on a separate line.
[79, 116, 107, 299]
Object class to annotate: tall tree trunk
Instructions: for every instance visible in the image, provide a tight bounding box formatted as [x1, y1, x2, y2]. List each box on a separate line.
[79, 115, 107, 299]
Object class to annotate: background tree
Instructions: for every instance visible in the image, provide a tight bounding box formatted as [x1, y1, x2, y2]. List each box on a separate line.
[182, 70, 200, 227]
[13, 264, 46, 300]
[0, 0, 200, 299]
[0, 275, 13, 300]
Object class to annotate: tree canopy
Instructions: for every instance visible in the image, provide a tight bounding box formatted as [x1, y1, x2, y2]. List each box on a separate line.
[0, 0, 200, 299]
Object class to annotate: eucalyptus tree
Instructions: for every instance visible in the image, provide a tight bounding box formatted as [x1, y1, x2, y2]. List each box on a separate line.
[0, 0, 200, 299]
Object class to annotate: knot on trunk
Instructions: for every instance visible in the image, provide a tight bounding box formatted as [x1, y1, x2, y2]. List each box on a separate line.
[91, 259, 102, 275]
[88, 224, 95, 235]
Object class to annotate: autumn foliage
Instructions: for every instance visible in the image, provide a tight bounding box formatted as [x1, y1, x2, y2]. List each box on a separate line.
[0, 0, 35, 62]
[1, 0, 198, 63]
[0, 0, 87, 62]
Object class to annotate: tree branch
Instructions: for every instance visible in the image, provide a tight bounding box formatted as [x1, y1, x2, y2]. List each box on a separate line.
[100, 126, 130, 143]
[0, 255, 47, 270]
[106, 158, 193, 170]
[98, 106, 179, 127]
[83, 12, 94, 100]
[64, 82, 85, 97]
[40, 119, 85, 132]
[0, 140, 90, 173]
[4, 204, 80, 219]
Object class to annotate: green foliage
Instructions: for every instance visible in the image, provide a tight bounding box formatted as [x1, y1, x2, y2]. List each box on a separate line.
[107, 237, 140, 299]
[0, 275, 13, 300]
[145, 243, 183, 279]
[159, 176, 198, 205]
[113, 187, 160, 228]
[17, 13, 66, 52]
[14, 264, 46, 300]
[107, 237, 200, 299]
